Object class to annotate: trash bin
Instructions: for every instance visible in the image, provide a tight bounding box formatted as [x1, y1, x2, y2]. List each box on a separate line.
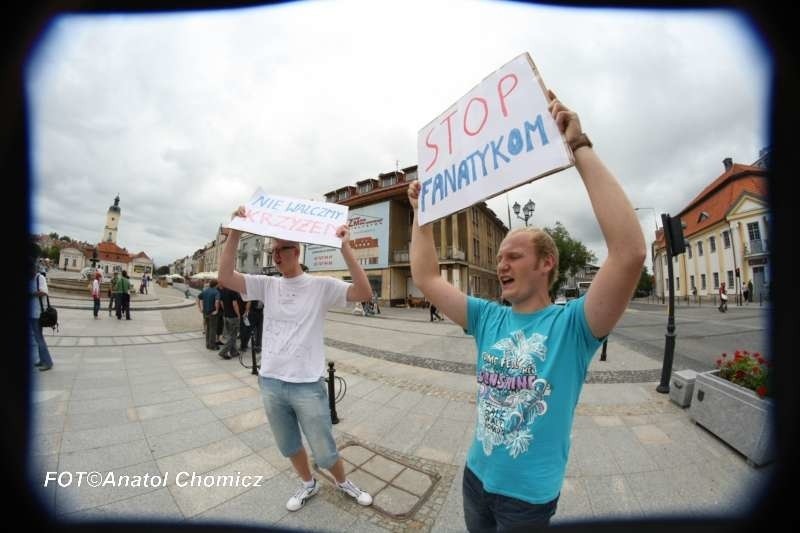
[669, 369, 698, 408]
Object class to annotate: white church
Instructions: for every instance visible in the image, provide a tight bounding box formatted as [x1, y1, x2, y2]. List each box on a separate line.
[58, 196, 154, 279]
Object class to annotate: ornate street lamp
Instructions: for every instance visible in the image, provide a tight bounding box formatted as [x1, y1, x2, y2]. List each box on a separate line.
[512, 199, 536, 227]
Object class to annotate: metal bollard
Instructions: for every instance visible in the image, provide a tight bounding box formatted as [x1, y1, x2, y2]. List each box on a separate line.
[600, 338, 608, 361]
[327, 361, 339, 424]
[250, 327, 258, 376]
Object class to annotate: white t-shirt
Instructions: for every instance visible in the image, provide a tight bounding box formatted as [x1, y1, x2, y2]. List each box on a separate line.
[242, 273, 349, 382]
[31, 273, 48, 319]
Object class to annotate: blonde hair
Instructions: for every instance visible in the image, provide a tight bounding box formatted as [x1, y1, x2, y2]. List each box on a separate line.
[503, 227, 559, 288]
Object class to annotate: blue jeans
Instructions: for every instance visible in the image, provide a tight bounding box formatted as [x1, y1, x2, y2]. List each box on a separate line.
[259, 377, 338, 469]
[462, 466, 558, 532]
[93, 297, 100, 317]
[30, 318, 53, 367]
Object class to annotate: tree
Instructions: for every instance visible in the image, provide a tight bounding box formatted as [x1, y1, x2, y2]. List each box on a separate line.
[636, 266, 654, 296]
[48, 232, 59, 240]
[155, 265, 170, 276]
[60, 235, 72, 242]
[46, 245, 60, 263]
[543, 221, 597, 297]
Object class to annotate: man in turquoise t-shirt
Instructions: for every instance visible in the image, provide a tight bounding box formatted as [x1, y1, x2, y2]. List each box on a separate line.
[409, 90, 645, 530]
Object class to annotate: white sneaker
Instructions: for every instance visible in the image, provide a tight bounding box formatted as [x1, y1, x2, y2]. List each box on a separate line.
[286, 479, 319, 511]
[338, 479, 373, 506]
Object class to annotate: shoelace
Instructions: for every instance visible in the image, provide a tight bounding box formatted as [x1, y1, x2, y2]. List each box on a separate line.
[293, 482, 314, 501]
[340, 480, 361, 496]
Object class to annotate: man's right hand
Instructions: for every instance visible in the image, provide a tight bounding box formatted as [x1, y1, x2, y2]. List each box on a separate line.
[407, 181, 420, 211]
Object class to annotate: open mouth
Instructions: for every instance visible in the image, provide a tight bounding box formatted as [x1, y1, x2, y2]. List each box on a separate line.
[500, 276, 514, 288]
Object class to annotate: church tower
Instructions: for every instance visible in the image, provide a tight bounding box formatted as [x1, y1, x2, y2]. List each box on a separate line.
[103, 195, 121, 243]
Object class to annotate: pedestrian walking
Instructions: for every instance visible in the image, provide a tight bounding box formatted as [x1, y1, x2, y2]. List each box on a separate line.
[719, 282, 728, 312]
[30, 258, 54, 371]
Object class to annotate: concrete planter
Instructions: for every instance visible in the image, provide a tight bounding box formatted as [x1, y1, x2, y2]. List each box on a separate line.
[688, 370, 774, 466]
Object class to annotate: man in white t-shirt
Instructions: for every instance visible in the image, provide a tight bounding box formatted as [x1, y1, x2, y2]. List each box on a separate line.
[219, 206, 375, 512]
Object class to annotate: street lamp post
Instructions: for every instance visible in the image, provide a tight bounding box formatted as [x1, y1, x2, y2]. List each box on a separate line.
[512, 199, 536, 227]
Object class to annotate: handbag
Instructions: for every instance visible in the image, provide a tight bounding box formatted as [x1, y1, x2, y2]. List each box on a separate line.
[36, 275, 59, 332]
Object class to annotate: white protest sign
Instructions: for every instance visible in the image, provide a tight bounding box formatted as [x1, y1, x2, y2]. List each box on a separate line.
[416, 52, 573, 225]
[224, 188, 348, 248]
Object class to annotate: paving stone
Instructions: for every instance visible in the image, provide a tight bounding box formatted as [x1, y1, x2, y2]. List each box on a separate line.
[361, 454, 406, 482]
[346, 468, 388, 496]
[393, 467, 433, 496]
[340, 444, 376, 467]
[156, 435, 253, 480]
[375, 485, 419, 516]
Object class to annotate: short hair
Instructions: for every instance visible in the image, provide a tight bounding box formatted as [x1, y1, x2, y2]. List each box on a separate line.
[209, 279, 218, 288]
[502, 227, 560, 288]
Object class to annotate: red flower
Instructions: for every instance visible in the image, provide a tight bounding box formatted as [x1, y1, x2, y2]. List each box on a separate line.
[756, 385, 768, 398]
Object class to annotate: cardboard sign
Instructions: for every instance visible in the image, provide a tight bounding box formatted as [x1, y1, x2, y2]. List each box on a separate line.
[416, 52, 573, 225]
[224, 188, 348, 248]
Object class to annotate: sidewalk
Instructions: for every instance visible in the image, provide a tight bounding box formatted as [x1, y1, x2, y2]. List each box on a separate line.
[28, 291, 773, 531]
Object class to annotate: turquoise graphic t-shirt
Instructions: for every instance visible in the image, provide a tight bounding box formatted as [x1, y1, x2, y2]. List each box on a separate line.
[466, 295, 602, 504]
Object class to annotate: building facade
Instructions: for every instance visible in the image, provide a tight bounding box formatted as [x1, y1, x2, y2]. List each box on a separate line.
[312, 165, 508, 305]
[653, 154, 770, 301]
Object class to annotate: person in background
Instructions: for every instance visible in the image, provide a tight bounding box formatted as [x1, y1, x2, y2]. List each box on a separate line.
[117, 270, 132, 320]
[91, 271, 102, 319]
[430, 303, 443, 322]
[217, 284, 242, 360]
[109, 272, 119, 316]
[30, 258, 54, 371]
[197, 279, 221, 350]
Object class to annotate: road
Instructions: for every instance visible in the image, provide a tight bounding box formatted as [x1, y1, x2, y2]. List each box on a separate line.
[612, 300, 770, 372]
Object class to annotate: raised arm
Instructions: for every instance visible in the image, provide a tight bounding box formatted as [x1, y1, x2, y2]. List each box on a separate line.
[218, 206, 248, 295]
[408, 182, 467, 329]
[548, 90, 646, 338]
[338, 225, 373, 303]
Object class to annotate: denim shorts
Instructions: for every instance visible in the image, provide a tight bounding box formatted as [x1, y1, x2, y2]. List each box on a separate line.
[259, 376, 339, 470]
[462, 466, 558, 532]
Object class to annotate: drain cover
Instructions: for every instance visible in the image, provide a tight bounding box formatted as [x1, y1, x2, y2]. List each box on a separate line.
[314, 441, 440, 521]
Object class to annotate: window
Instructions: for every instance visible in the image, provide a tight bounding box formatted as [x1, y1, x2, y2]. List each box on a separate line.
[747, 222, 761, 241]
[701, 273, 707, 290]
[358, 182, 373, 194]
[709, 236, 716, 253]
[676, 277, 680, 290]
[690, 275, 695, 289]
[687, 243, 692, 259]
[727, 270, 734, 288]
[674, 255, 678, 263]
[72, 258, 76, 267]
[473, 238, 480, 262]
[713, 272, 719, 289]
[723, 230, 731, 248]
[697, 241, 703, 256]
[337, 190, 350, 201]
[382, 175, 396, 187]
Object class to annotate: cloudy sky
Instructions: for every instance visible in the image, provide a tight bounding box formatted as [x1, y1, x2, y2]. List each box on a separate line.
[26, 0, 771, 268]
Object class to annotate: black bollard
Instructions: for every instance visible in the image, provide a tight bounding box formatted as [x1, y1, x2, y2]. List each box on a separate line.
[327, 361, 339, 424]
[250, 326, 258, 375]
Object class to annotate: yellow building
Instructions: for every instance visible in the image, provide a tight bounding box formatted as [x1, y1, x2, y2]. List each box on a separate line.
[312, 165, 508, 306]
[653, 154, 769, 301]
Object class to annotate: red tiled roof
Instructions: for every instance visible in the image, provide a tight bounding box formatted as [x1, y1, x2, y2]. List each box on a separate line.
[678, 164, 766, 238]
[654, 163, 767, 252]
[96, 241, 132, 262]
